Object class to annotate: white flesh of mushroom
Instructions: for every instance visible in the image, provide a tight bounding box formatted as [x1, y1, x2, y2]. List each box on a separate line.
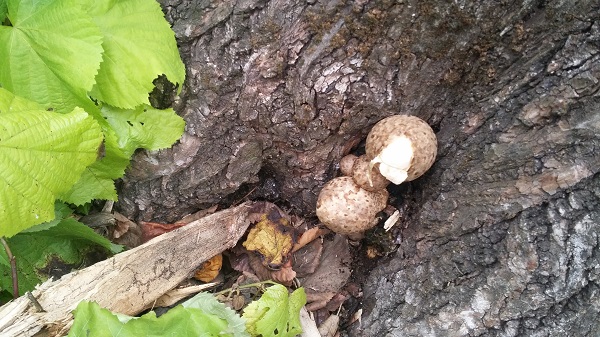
[368, 135, 414, 185]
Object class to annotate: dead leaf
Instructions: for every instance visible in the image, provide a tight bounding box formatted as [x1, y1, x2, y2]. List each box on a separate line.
[248, 252, 273, 281]
[112, 212, 142, 248]
[300, 235, 351, 292]
[112, 212, 133, 238]
[141, 221, 188, 243]
[293, 239, 324, 277]
[299, 307, 321, 337]
[231, 294, 246, 310]
[318, 313, 340, 337]
[300, 235, 352, 311]
[271, 259, 296, 286]
[325, 292, 350, 312]
[178, 205, 218, 224]
[292, 227, 329, 252]
[305, 292, 336, 312]
[243, 213, 295, 269]
[194, 254, 223, 282]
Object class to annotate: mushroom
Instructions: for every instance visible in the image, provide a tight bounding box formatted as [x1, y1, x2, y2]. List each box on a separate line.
[351, 155, 390, 192]
[316, 176, 388, 238]
[316, 115, 436, 238]
[339, 154, 358, 177]
[365, 115, 437, 185]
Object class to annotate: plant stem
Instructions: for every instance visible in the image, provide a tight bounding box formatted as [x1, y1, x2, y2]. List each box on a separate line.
[0, 237, 18, 299]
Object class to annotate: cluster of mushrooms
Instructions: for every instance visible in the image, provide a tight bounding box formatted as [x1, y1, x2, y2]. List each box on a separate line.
[316, 115, 437, 239]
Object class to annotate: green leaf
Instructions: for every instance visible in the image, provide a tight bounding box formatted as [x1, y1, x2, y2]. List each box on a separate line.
[183, 292, 250, 337]
[64, 102, 185, 205]
[85, 0, 185, 108]
[0, 1, 7, 24]
[242, 285, 306, 337]
[0, 0, 103, 113]
[69, 300, 244, 337]
[0, 88, 103, 237]
[20, 202, 72, 233]
[101, 104, 185, 155]
[62, 125, 129, 205]
[0, 215, 122, 296]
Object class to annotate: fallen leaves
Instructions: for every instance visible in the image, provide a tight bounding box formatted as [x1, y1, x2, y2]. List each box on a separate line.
[243, 213, 295, 269]
[77, 201, 363, 336]
[194, 254, 223, 283]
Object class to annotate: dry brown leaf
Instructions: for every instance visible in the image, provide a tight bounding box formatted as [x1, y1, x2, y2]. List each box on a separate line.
[231, 294, 246, 310]
[194, 254, 223, 282]
[243, 213, 295, 269]
[300, 235, 351, 293]
[270, 259, 297, 286]
[292, 227, 329, 252]
[112, 212, 142, 248]
[178, 205, 219, 224]
[325, 292, 350, 312]
[112, 212, 134, 238]
[247, 252, 273, 281]
[305, 291, 336, 312]
[141, 221, 188, 243]
[293, 239, 324, 277]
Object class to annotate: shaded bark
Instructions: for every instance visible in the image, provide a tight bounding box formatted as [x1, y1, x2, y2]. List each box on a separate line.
[118, 0, 600, 335]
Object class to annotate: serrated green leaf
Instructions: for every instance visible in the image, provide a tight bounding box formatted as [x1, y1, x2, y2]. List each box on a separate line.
[69, 300, 242, 337]
[85, 0, 185, 108]
[62, 125, 129, 205]
[183, 292, 250, 337]
[0, 89, 103, 237]
[242, 285, 306, 337]
[101, 104, 185, 155]
[0, 0, 103, 113]
[20, 202, 72, 233]
[0, 216, 122, 296]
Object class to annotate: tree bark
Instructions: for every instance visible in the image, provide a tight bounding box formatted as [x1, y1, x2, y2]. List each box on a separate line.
[118, 0, 600, 335]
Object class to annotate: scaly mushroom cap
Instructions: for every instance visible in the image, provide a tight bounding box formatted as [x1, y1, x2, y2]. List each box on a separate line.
[339, 154, 358, 176]
[316, 176, 388, 236]
[365, 115, 437, 183]
[352, 155, 390, 192]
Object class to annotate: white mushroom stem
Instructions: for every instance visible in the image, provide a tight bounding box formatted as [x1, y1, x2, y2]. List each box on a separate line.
[368, 135, 414, 185]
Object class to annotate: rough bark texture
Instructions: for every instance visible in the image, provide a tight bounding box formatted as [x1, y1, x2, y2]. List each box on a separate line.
[117, 0, 600, 336]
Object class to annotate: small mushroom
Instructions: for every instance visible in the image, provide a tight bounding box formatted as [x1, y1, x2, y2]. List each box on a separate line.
[339, 154, 358, 176]
[316, 176, 388, 238]
[365, 115, 437, 185]
[351, 155, 390, 192]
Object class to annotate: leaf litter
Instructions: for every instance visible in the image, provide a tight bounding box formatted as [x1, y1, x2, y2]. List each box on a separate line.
[71, 201, 365, 335]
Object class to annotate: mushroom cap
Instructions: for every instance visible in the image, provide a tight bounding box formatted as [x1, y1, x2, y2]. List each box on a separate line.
[352, 155, 390, 192]
[339, 154, 358, 176]
[316, 176, 389, 235]
[365, 115, 437, 182]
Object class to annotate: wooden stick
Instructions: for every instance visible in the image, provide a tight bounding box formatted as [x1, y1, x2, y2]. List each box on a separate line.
[0, 201, 257, 336]
[0, 237, 18, 299]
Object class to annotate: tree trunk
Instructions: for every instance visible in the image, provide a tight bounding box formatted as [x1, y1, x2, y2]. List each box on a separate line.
[118, 0, 600, 335]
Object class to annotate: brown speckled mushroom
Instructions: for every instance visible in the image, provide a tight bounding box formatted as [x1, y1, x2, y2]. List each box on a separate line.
[339, 154, 358, 177]
[316, 176, 388, 239]
[351, 155, 390, 192]
[365, 115, 437, 185]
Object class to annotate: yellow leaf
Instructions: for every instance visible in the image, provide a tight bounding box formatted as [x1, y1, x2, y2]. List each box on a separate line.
[243, 214, 295, 269]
